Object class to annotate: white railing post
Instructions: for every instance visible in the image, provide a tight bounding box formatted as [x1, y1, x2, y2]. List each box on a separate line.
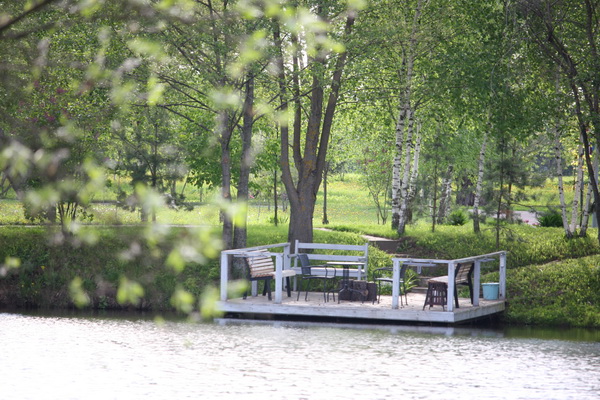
[473, 259, 481, 307]
[220, 252, 229, 301]
[274, 253, 283, 304]
[391, 258, 400, 309]
[447, 261, 456, 312]
[499, 252, 507, 300]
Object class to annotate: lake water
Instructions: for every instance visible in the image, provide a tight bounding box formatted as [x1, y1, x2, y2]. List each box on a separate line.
[1, 311, 599, 399]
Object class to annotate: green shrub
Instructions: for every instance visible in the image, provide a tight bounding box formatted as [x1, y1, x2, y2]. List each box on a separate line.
[538, 210, 563, 227]
[447, 210, 468, 226]
[0, 226, 222, 310]
[504, 256, 600, 327]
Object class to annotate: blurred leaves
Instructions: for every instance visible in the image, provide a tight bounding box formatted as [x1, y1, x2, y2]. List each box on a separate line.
[170, 286, 195, 314]
[69, 276, 91, 308]
[0, 256, 21, 277]
[117, 276, 145, 306]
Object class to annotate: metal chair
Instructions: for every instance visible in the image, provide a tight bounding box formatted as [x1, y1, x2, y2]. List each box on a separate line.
[296, 253, 337, 302]
[373, 264, 409, 306]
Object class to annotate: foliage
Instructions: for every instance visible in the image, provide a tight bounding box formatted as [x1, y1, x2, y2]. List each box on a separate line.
[0, 226, 220, 310]
[504, 256, 600, 328]
[1, 0, 599, 327]
[446, 209, 467, 226]
[358, 135, 394, 225]
[333, 219, 600, 270]
[537, 209, 563, 228]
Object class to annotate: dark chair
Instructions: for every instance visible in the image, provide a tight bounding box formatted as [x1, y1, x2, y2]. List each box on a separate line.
[296, 253, 337, 302]
[425, 262, 474, 309]
[454, 262, 474, 305]
[373, 264, 409, 306]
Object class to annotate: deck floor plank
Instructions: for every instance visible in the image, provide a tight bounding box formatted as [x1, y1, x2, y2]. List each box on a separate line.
[218, 290, 505, 324]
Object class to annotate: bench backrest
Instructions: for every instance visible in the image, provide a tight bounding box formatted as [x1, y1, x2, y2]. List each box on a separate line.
[295, 241, 369, 263]
[455, 262, 473, 284]
[245, 251, 275, 278]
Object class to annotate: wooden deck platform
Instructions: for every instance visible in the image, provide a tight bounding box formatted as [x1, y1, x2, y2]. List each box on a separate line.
[218, 290, 506, 325]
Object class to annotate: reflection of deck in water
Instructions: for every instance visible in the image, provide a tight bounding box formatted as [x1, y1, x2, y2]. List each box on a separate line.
[218, 291, 506, 325]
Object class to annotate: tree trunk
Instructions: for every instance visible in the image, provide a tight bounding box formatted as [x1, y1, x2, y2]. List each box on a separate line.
[275, 13, 355, 249]
[437, 165, 454, 224]
[393, 0, 422, 235]
[580, 156, 594, 237]
[554, 121, 573, 237]
[431, 158, 439, 233]
[570, 142, 585, 234]
[397, 107, 416, 235]
[580, 185, 593, 236]
[495, 139, 507, 250]
[473, 131, 488, 234]
[391, 105, 406, 230]
[218, 109, 234, 250]
[273, 169, 278, 226]
[322, 161, 329, 225]
[409, 122, 422, 201]
[233, 73, 254, 253]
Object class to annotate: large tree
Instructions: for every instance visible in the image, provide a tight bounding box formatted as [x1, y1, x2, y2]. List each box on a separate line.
[273, 1, 358, 246]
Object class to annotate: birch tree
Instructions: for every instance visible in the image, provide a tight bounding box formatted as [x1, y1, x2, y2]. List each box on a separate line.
[518, 0, 600, 244]
[391, 0, 423, 235]
[472, 131, 488, 233]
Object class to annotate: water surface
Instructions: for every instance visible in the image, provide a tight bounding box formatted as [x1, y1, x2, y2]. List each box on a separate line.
[1, 311, 599, 399]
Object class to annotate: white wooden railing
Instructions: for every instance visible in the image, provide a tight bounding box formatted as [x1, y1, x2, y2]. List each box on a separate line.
[220, 243, 291, 304]
[391, 251, 507, 311]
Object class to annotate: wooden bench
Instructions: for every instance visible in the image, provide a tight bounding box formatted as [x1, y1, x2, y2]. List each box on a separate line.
[293, 240, 369, 280]
[242, 251, 296, 301]
[424, 262, 474, 309]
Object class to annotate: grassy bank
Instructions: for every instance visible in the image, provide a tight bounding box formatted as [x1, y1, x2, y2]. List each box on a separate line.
[0, 226, 220, 311]
[1, 222, 599, 327]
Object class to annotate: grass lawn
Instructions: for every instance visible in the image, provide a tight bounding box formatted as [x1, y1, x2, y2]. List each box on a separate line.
[0, 173, 585, 228]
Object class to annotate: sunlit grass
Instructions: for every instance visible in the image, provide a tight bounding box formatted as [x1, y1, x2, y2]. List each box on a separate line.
[516, 177, 577, 211]
[0, 173, 585, 230]
[0, 200, 27, 224]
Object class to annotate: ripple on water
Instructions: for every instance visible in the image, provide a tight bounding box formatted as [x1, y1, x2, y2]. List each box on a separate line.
[0, 313, 599, 399]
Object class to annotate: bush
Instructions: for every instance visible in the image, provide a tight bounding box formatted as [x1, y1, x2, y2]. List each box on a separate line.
[0, 226, 222, 310]
[538, 210, 563, 227]
[447, 210, 467, 226]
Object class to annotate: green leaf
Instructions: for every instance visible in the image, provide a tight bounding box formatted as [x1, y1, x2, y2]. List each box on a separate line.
[170, 287, 195, 314]
[69, 277, 91, 308]
[117, 277, 145, 306]
[127, 38, 167, 61]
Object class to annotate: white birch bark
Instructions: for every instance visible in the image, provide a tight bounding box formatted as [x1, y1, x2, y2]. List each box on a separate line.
[391, 105, 406, 229]
[397, 106, 415, 235]
[394, 0, 422, 235]
[570, 142, 585, 233]
[580, 149, 596, 235]
[554, 123, 573, 236]
[581, 182, 593, 235]
[472, 131, 487, 233]
[437, 165, 454, 223]
[408, 121, 422, 200]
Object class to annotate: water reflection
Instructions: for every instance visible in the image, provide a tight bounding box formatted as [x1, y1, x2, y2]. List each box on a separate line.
[1, 311, 599, 399]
